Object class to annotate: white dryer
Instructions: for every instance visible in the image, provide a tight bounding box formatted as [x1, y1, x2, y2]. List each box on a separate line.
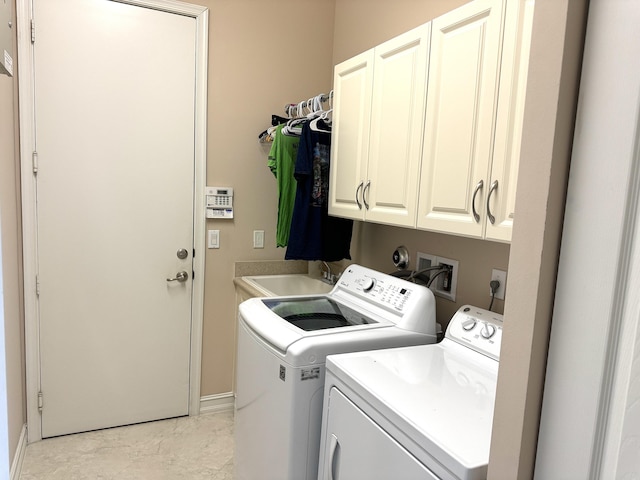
[234, 264, 438, 480]
[318, 305, 503, 480]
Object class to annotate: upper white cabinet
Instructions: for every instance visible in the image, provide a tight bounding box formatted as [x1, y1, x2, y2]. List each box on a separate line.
[417, 0, 533, 242]
[329, 0, 534, 243]
[484, 0, 534, 242]
[416, 0, 504, 238]
[329, 50, 374, 220]
[329, 24, 431, 227]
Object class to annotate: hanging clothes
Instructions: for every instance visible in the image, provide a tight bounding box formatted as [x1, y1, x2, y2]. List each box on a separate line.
[268, 123, 300, 247]
[258, 114, 290, 143]
[285, 120, 353, 261]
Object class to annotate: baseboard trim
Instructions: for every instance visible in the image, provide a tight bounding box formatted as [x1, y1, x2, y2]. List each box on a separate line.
[10, 424, 27, 480]
[199, 392, 235, 415]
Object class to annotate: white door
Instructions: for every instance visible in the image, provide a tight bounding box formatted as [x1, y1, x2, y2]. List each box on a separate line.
[366, 24, 430, 227]
[417, 0, 503, 237]
[534, 1, 640, 477]
[485, 0, 534, 243]
[34, 0, 197, 438]
[329, 50, 374, 221]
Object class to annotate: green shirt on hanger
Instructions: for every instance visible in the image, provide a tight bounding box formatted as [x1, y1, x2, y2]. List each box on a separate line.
[268, 124, 300, 247]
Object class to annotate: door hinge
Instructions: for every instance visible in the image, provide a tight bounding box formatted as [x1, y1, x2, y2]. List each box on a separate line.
[35, 275, 40, 296]
[37, 391, 43, 412]
[32, 151, 38, 174]
[31, 19, 35, 44]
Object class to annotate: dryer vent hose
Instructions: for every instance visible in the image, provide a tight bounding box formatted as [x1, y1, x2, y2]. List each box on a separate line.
[389, 269, 431, 286]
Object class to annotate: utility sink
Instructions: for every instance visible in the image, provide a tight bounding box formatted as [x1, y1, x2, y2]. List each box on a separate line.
[242, 274, 333, 297]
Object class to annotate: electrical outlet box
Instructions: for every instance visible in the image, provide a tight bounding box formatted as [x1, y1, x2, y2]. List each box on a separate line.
[416, 252, 436, 271]
[416, 252, 458, 302]
[491, 269, 507, 300]
[433, 256, 458, 302]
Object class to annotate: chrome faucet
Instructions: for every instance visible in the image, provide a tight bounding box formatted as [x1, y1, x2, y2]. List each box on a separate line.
[321, 261, 338, 285]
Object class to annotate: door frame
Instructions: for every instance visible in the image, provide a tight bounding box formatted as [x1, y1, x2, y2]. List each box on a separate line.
[534, 0, 640, 477]
[16, 0, 209, 442]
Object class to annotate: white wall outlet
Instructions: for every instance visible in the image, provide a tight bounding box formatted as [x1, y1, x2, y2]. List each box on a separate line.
[491, 269, 507, 300]
[207, 229, 220, 249]
[253, 230, 264, 249]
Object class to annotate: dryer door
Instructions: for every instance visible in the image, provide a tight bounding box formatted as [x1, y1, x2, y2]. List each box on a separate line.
[318, 387, 438, 480]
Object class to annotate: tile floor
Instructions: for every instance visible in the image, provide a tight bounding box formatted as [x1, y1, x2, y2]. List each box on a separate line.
[19, 411, 234, 480]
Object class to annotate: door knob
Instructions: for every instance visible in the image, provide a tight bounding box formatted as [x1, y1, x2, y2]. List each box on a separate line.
[166, 271, 189, 283]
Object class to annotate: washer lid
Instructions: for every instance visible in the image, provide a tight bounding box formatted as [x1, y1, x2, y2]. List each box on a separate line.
[326, 341, 498, 480]
[239, 296, 391, 353]
[261, 297, 380, 331]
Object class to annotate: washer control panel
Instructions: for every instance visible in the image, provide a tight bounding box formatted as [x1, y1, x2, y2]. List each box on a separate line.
[342, 270, 414, 312]
[333, 265, 437, 338]
[447, 305, 503, 361]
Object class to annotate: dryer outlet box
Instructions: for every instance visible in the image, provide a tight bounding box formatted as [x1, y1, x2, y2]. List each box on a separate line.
[417, 252, 458, 302]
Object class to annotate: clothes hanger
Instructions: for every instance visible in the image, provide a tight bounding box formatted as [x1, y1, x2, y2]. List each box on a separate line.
[309, 109, 332, 133]
[282, 102, 307, 136]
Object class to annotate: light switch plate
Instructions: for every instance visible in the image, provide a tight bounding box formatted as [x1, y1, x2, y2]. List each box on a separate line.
[253, 230, 264, 249]
[208, 230, 220, 249]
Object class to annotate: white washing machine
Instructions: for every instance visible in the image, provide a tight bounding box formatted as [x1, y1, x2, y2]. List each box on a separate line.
[317, 305, 503, 480]
[234, 264, 438, 480]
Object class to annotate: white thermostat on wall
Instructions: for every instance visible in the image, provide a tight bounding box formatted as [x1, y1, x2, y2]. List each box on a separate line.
[206, 186, 234, 219]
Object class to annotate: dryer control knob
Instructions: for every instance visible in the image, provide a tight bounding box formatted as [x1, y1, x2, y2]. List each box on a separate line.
[480, 322, 497, 339]
[362, 277, 375, 292]
[462, 319, 477, 331]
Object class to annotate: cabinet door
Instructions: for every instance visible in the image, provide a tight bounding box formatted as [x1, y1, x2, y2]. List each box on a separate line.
[318, 387, 437, 480]
[485, 0, 534, 242]
[329, 50, 374, 221]
[365, 24, 430, 227]
[417, 0, 504, 237]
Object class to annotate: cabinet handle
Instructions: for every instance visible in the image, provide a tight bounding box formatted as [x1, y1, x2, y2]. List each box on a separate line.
[363, 180, 371, 210]
[328, 434, 340, 480]
[487, 180, 498, 224]
[355, 182, 364, 210]
[472, 179, 484, 223]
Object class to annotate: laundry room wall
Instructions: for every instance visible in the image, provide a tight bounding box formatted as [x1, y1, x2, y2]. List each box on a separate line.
[95, 0, 580, 477]
[0, 0, 27, 467]
[195, 0, 516, 398]
[193, 0, 336, 397]
[332, 0, 469, 64]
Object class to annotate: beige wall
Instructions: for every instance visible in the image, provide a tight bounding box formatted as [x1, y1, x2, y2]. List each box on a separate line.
[353, 224, 509, 326]
[196, 0, 510, 396]
[332, 0, 469, 63]
[0, 0, 26, 464]
[195, 0, 336, 395]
